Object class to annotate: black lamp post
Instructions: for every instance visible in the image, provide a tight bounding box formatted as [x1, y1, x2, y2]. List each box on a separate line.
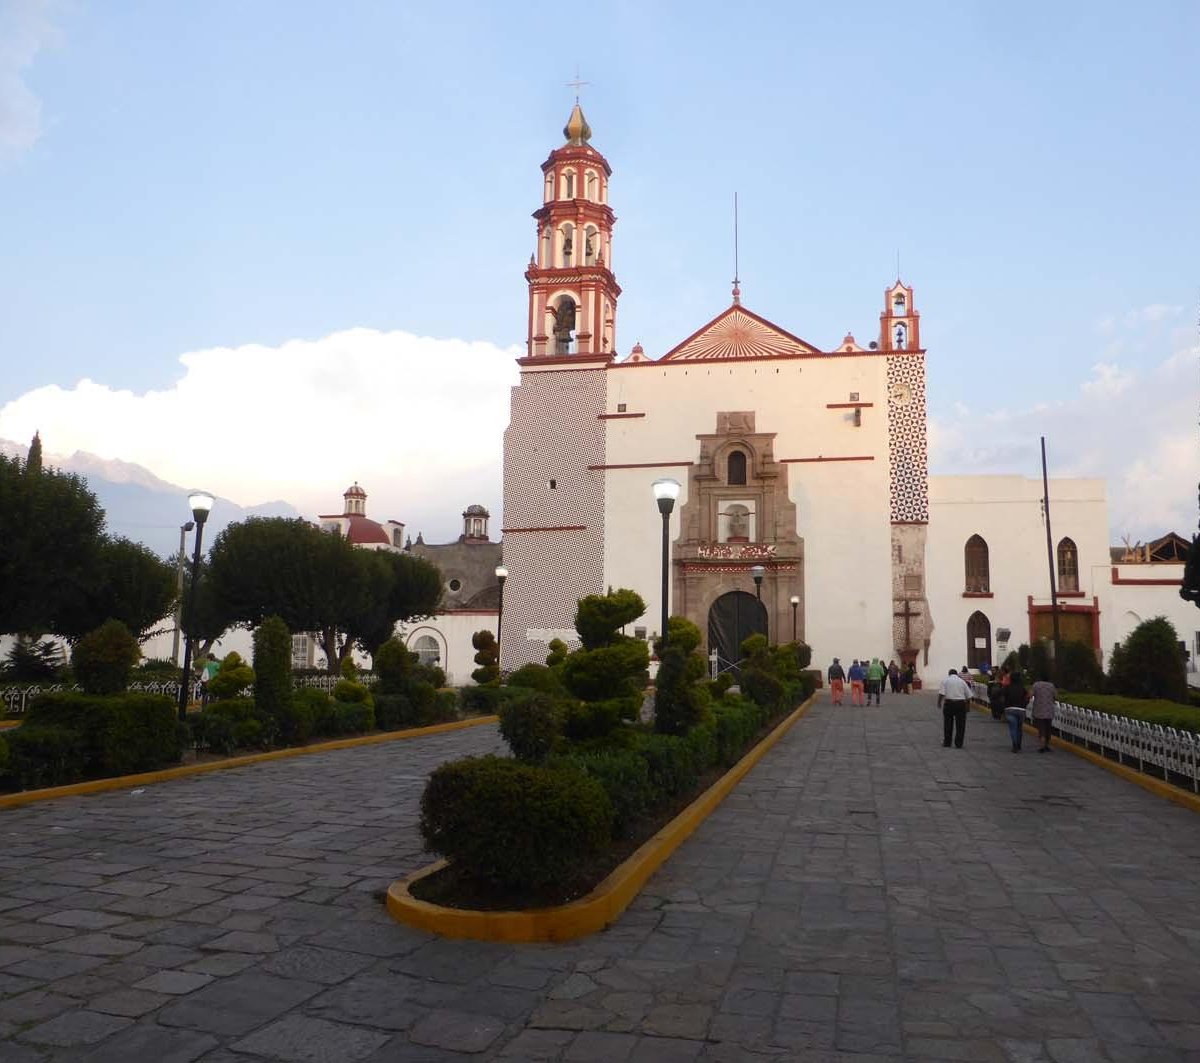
[178, 491, 214, 721]
[790, 594, 799, 643]
[652, 478, 681, 647]
[750, 564, 766, 642]
[171, 520, 195, 666]
[494, 565, 508, 672]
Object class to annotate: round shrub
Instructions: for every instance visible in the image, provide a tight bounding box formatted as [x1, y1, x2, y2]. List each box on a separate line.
[499, 692, 563, 763]
[420, 756, 612, 891]
[72, 620, 140, 695]
[741, 669, 784, 711]
[333, 677, 373, 707]
[253, 616, 292, 722]
[276, 695, 314, 746]
[471, 630, 499, 685]
[560, 640, 649, 703]
[552, 749, 654, 838]
[545, 638, 569, 668]
[340, 656, 358, 680]
[208, 653, 255, 701]
[1108, 617, 1188, 702]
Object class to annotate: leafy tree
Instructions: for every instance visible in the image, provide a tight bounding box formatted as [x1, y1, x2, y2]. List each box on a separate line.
[208, 652, 255, 700]
[1183, 526, 1200, 609]
[59, 537, 177, 643]
[2, 637, 66, 681]
[0, 441, 106, 637]
[545, 638, 568, 668]
[253, 616, 293, 722]
[205, 518, 441, 673]
[1107, 616, 1188, 702]
[1057, 639, 1104, 693]
[471, 630, 499, 685]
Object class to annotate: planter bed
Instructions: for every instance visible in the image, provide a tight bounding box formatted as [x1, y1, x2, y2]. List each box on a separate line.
[388, 694, 815, 942]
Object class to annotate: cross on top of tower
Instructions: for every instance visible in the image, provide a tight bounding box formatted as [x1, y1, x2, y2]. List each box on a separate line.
[566, 69, 590, 101]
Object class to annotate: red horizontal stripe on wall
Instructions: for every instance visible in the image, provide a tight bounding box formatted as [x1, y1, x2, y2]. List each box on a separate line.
[781, 456, 875, 463]
[598, 412, 646, 419]
[501, 525, 587, 534]
[587, 461, 692, 471]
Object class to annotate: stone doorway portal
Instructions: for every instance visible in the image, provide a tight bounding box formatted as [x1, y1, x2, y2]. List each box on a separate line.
[708, 591, 767, 672]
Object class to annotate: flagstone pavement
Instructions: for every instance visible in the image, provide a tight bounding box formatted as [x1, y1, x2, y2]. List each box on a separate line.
[2, 692, 1200, 1062]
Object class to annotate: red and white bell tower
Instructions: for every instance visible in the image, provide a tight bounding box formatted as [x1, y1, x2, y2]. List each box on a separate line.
[525, 102, 621, 358]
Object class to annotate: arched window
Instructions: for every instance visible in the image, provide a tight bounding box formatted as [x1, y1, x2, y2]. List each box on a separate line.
[967, 611, 992, 670]
[544, 173, 554, 202]
[562, 170, 575, 199]
[412, 635, 440, 668]
[585, 171, 597, 200]
[964, 535, 989, 593]
[584, 226, 598, 265]
[894, 322, 907, 349]
[552, 295, 577, 355]
[560, 223, 574, 266]
[1057, 537, 1079, 592]
[727, 450, 747, 485]
[893, 292, 906, 314]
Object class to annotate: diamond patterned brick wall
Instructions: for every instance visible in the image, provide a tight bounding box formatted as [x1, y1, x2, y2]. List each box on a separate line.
[501, 366, 607, 669]
[887, 354, 928, 523]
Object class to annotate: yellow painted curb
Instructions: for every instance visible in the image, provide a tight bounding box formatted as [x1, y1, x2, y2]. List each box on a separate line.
[0, 715, 499, 811]
[386, 694, 818, 943]
[969, 700, 1200, 815]
[0, 721, 19, 731]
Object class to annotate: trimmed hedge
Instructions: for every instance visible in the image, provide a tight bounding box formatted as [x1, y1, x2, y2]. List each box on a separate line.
[26, 691, 181, 778]
[72, 620, 140, 695]
[499, 692, 562, 763]
[420, 756, 612, 891]
[551, 749, 655, 838]
[1057, 692, 1200, 735]
[6, 726, 85, 789]
[190, 698, 275, 754]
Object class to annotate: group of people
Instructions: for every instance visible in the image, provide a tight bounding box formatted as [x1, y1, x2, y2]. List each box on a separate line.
[936, 665, 1057, 752]
[826, 657, 917, 706]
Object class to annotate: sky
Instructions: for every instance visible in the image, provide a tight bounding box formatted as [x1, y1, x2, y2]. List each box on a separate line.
[1, 0, 1197, 545]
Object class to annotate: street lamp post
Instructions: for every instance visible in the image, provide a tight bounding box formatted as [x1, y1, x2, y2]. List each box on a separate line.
[171, 520, 195, 665]
[494, 566, 508, 673]
[652, 479, 681, 648]
[790, 594, 800, 643]
[178, 491, 215, 721]
[750, 564, 766, 642]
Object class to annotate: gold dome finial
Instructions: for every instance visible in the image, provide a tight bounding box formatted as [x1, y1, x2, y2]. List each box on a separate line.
[563, 102, 592, 145]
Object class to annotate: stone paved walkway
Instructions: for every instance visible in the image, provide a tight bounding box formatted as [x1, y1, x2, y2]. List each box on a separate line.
[1, 694, 1199, 1062]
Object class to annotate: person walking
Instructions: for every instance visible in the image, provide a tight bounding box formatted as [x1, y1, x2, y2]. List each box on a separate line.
[848, 659, 866, 706]
[827, 657, 846, 706]
[866, 658, 885, 705]
[1029, 674, 1057, 752]
[987, 667, 1007, 721]
[888, 660, 901, 694]
[902, 661, 914, 694]
[1004, 670, 1029, 752]
[937, 668, 972, 748]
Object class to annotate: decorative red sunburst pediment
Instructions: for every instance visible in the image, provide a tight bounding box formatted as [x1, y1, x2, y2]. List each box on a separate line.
[660, 304, 821, 361]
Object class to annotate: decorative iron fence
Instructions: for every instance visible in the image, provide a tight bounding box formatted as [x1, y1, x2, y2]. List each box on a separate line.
[968, 683, 1200, 795]
[0, 681, 205, 717]
[294, 673, 376, 693]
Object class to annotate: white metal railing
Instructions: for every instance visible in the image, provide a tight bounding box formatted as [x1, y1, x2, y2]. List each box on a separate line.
[966, 684, 1200, 793]
[0, 680, 204, 716]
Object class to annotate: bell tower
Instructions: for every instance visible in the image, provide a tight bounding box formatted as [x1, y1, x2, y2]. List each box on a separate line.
[525, 102, 621, 358]
[880, 280, 920, 352]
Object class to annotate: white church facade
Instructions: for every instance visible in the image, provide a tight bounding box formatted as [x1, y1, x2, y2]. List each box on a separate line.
[499, 103, 1197, 682]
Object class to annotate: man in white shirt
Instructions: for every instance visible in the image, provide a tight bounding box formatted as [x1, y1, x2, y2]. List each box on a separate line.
[937, 669, 973, 748]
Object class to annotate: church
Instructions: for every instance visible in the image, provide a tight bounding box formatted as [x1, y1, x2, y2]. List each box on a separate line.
[499, 103, 1197, 681]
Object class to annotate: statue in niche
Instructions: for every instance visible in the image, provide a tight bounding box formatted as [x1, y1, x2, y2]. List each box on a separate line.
[726, 503, 750, 542]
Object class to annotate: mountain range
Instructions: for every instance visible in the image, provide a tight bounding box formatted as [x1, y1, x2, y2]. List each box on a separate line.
[1, 439, 302, 558]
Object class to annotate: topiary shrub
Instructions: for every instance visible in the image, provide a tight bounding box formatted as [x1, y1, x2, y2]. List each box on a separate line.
[420, 755, 612, 892]
[506, 663, 566, 695]
[193, 698, 274, 752]
[712, 696, 764, 766]
[562, 699, 627, 743]
[333, 677, 373, 707]
[740, 633, 769, 664]
[560, 641, 649, 703]
[683, 719, 718, 774]
[332, 700, 375, 734]
[575, 589, 645, 650]
[26, 691, 180, 776]
[635, 732, 699, 802]
[374, 638, 415, 694]
[274, 696, 314, 746]
[707, 673, 734, 699]
[340, 656, 358, 680]
[459, 684, 510, 716]
[499, 692, 563, 763]
[1107, 617, 1188, 702]
[653, 617, 711, 737]
[740, 668, 785, 712]
[471, 630, 499, 685]
[208, 653, 255, 701]
[6, 725, 86, 789]
[551, 749, 655, 838]
[253, 616, 293, 723]
[545, 638, 569, 668]
[72, 620, 140, 695]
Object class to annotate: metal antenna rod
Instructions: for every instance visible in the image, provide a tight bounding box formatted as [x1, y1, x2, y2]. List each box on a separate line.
[732, 193, 741, 303]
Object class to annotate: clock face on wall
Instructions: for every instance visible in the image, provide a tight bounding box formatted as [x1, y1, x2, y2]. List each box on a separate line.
[889, 382, 912, 407]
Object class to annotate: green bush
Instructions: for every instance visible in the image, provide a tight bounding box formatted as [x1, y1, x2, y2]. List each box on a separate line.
[552, 749, 654, 838]
[575, 589, 645, 650]
[3, 638, 65, 682]
[1107, 617, 1188, 702]
[459, 684, 509, 716]
[740, 633, 769, 663]
[193, 698, 274, 752]
[741, 669, 785, 712]
[499, 692, 563, 763]
[635, 732, 699, 802]
[562, 699, 627, 742]
[333, 677, 373, 707]
[420, 755, 612, 891]
[208, 653, 255, 701]
[374, 638, 415, 694]
[653, 639, 711, 736]
[253, 616, 293, 723]
[332, 700, 375, 734]
[275, 695, 314, 746]
[683, 719, 718, 774]
[707, 673, 734, 699]
[0, 734, 8, 776]
[713, 696, 765, 766]
[26, 691, 181, 776]
[560, 640, 649, 703]
[375, 687, 456, 730]
[72, 620, 140, 695]
[6, 725, 86, 789]
[340, 656, 358, 680]
[545, 638, 569, 668]
[507, 663, 566, 695]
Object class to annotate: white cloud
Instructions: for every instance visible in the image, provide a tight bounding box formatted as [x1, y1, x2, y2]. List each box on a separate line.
[930, 330, 1200, 542]
[0, 0, 57, 160]
[0, 327, 521, 543]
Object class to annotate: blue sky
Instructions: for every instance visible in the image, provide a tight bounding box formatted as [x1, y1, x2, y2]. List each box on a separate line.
[1, 0, 1197, 542]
